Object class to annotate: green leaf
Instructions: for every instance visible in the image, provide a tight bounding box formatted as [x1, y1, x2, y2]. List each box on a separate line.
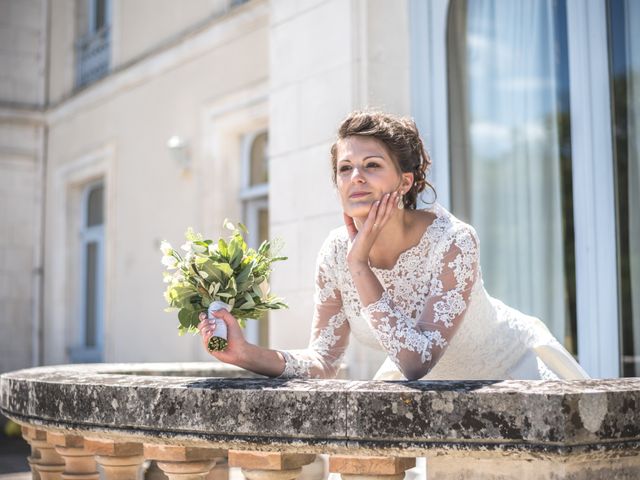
[169, 284, 198, 308]
[218, 238, 228, 258]
[226, 277, 237, 297]
[178, 308, 201, 330]
[199, 261, 232, 284]
[235, 261, 254, 286]
[258, 240, 270, 256]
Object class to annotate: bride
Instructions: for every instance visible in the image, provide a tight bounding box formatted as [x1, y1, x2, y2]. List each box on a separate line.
[198, 111, 589, 381]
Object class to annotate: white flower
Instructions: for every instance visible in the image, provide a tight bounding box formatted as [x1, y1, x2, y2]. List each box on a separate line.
[181, 240, 206, 254]
[259, 280, 270, 297]
[160, 241, 173, 256]
[162, 255, 178, 269]
[193, 243, 207, 253]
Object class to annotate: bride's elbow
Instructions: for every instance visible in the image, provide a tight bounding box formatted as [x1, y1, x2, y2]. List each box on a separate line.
[401, 364, 431, 381]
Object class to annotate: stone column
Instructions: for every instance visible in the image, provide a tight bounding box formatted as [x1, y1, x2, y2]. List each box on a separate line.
[205, 456, 229, 480]
[228, 451, 316, 480]
[144, 445, 224, 480]
[21, 426, 65, 480]
[145, 461, 168, 480]
[329, 456, 416, 480]
[84, 437, 145, 480]
[47, 433, 99, 480]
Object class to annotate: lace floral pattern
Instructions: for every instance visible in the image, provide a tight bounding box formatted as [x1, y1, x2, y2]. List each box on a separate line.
[360, 224, 480, 375]
[278, 350, 314, 378]
[276, 203, 583, 381]
[363, 291, 448, 363]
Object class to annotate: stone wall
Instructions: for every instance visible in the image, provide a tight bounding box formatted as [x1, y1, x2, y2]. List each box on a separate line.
[0, 0, 47, 373]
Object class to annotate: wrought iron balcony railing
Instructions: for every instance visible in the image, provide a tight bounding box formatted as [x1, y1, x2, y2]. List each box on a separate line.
[75, 26, 111, 89]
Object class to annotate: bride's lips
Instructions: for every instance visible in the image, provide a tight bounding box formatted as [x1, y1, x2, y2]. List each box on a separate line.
[349, 192, 370, 199]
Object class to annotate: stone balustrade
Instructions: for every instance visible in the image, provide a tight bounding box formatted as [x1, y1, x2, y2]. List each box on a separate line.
[1, 363, 640, 480]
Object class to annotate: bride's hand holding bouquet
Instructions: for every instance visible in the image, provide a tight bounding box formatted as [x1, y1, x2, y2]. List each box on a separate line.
[161, 221, 287, 362]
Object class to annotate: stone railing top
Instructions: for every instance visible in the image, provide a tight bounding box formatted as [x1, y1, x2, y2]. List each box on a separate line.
[2, 363, 640, 457]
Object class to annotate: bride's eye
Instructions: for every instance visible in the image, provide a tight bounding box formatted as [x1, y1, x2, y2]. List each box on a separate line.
[366, 162, 380, 169]
[339, 165, 352, 173]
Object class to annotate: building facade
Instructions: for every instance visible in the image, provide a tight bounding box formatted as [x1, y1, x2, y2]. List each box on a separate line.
[0, 0, 637, 380]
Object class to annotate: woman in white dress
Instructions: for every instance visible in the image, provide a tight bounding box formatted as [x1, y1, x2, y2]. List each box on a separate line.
[198, 111, 589, 381]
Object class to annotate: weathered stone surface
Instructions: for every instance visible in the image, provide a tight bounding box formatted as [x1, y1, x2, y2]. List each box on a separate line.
[0, 364, 347, 447]
[345, 379, 640, 452]
[2, 363, 640, 459]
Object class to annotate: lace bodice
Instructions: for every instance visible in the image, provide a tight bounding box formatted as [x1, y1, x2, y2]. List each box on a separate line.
[279, 203, 492, 379]
[277, 203, 589, 381]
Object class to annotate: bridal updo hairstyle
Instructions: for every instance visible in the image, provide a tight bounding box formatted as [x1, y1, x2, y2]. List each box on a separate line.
[330, 111, 435, 209]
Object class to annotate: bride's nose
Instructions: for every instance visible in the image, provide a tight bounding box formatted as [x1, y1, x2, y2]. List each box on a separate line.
[350, 167, 366, 183]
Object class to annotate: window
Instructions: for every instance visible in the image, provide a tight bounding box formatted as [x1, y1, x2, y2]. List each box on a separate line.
[75, 0, 111, 88]
[447, 0, 577, 354]
[240, 131, 270, 347]
[70, 181, 105, 362]
[608, 0, 640, 376]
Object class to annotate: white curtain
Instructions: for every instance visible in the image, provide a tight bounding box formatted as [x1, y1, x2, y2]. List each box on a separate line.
[449, 0, 570, 345]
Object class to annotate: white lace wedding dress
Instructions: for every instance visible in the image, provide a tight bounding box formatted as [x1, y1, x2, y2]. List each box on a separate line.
[278, 203, 589, 381]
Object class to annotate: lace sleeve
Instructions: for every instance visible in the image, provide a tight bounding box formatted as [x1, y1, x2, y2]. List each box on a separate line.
[277, 234, 350, 379]
[362, 225, 480, 380]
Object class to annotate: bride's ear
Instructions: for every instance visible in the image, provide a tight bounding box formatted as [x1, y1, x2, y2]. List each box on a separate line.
[400, 172, 414, 194]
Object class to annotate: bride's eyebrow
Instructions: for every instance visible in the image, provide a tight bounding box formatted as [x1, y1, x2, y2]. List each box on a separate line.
[338, 154, 386, 163]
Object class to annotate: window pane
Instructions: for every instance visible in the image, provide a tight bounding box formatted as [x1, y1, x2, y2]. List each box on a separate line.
[95, 0, 106, 31]
[447, 0, 577, 354]
[249, 132, 269, 186]
[608, 0, 640, 377]
[85, 241, 98, 348]
[87, 184, 104, 227]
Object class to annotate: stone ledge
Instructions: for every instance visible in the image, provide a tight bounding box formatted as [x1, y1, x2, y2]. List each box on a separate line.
[2, 364, 640, 458]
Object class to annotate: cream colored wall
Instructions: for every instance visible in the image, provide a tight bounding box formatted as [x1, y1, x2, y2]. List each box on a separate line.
[0, 114, 45, 373]
[267, 0, 411, 379]
[0, 0, 47, 373]
[0, 0, 47, 106]
[48, 0, 75, 105]
[112, 0, 232, 67]
[43, 1, 269, 364]
[47, 1, 254, 106]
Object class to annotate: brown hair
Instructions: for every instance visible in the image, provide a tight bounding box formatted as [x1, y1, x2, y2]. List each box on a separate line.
[330, 111, 435, 209]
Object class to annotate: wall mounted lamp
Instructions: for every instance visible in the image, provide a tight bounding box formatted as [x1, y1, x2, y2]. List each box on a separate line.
[167, 135, 191, 171]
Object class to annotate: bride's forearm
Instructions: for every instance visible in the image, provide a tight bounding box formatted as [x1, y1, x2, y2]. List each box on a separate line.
[235, 343, 287, 378]
[348, 260, 385, 306]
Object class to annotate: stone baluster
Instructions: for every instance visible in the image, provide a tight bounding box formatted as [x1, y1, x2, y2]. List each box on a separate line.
[329, 456, 416, 480]
[83, 437, 145, 480]
[47, 433, 99, 480]
[21, 426, 65, 480]
[144, 461, 169, 480]
[206, 455, 229, 480]
[144, 445, 224, 480]
[228, 451, 316, 480]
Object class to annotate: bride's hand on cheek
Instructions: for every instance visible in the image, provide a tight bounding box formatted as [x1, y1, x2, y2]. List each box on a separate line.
[344, 191, 397, 267]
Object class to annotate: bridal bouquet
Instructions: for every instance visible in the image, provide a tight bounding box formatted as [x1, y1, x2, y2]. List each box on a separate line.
[161, 221, 288, 351]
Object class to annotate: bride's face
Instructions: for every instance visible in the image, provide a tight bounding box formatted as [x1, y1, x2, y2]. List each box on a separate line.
[335, 136, 410, 218]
